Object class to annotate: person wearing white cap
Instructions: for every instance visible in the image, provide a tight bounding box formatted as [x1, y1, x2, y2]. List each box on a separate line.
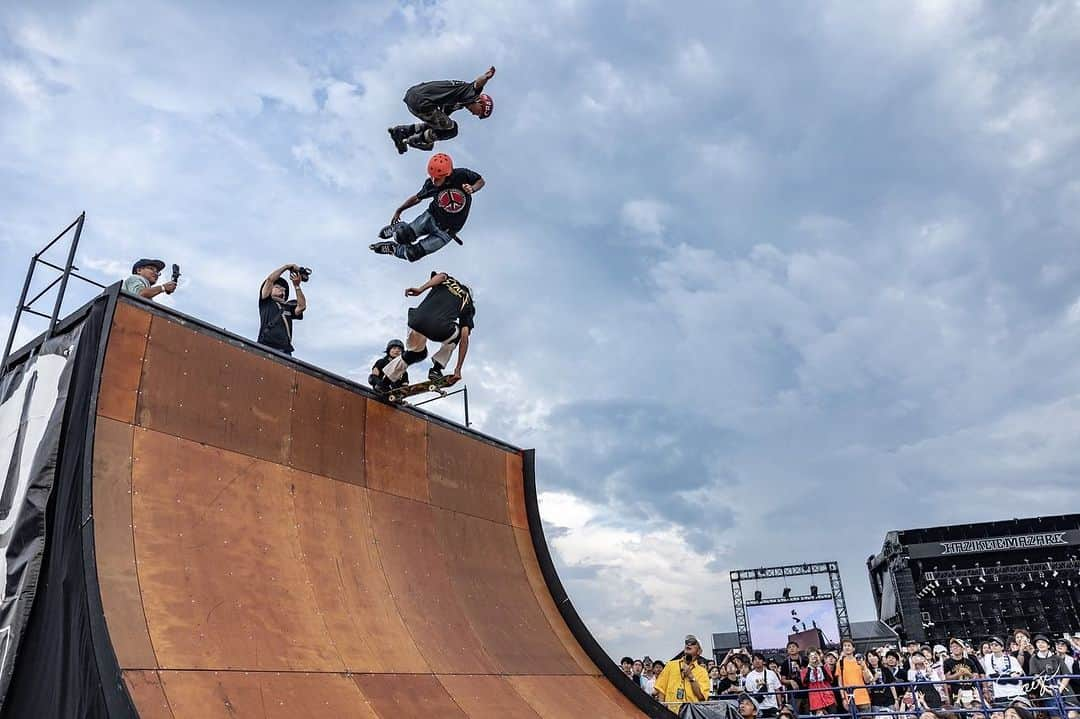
[983, 637, 1025, 706]
[654, 635, 709, 712]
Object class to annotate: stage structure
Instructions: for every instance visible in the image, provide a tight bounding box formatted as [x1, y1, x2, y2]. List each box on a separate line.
[867, 514, 1080, 644]
[729, 562, 852, 651]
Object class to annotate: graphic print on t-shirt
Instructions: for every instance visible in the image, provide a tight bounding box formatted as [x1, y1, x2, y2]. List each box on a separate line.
[419, 167, 481, 233]
[437, 188, 467, 214]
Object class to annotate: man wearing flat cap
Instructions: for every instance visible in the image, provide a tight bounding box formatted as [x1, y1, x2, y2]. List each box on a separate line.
[655, 634, 710, 712]
[123, 259, 176, 300]
[1029, 634, 1069, 706]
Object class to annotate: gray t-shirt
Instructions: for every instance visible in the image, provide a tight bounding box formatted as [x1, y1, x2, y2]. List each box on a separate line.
[122, 274, 151, 296]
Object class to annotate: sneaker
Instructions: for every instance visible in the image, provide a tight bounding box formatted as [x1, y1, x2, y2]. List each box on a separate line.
[387, 126, 408, 154]
[378, 222, 400, 240]
[369, 241, 397, 255]
[428, 365, 444, 382]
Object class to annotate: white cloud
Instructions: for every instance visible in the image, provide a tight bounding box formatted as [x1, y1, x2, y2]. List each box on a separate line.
[2, 0, 1080, 664]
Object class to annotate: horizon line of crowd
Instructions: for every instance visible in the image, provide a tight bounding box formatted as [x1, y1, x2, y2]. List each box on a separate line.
[624, 630, 1080, 717]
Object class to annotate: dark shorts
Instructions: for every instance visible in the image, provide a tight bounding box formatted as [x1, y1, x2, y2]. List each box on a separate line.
[407, 308, 457, 343]
[403, 91, 456, 130]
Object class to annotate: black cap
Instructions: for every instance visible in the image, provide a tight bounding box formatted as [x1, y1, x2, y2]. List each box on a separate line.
[132, 258, 165, 274]
[1033, 634, 1051, 646]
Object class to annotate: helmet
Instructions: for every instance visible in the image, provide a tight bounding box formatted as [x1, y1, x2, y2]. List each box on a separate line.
[385, 339, 405, 354]
[427, 153, 453, 180]
[475, 93, 493, 119]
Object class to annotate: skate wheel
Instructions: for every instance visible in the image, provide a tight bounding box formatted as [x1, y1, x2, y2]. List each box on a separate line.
[388, 394, 399, 402]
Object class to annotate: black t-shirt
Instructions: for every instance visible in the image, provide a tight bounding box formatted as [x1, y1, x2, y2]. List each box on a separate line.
[257, 295, 302, 353]
[780, 655, 807, 686]
[1012, 649, 1032, 675]
[371, 356, 408, 388]
[408, 274, 475, 342]
[418, 168, 482, 233]
[868, 666, 896, 706]
[943, 656, 981, 689]
[715, 677, 741, 695]
[405, 80, 480, 114]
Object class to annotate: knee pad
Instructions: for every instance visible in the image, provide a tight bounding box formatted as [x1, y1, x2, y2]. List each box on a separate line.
[393, 222, 417, 245]
[432, 122, 459, 141]
[402, 347, 428, 364]
[406, 132, 435, 151]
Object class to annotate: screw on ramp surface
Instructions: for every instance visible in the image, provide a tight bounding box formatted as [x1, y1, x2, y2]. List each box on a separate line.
[88, 297, 667, 717]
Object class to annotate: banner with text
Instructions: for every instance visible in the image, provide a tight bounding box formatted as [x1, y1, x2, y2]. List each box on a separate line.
[907, 530, 1080, 559]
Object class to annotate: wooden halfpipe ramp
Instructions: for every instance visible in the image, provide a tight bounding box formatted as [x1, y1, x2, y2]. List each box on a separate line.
[0, 290, 670, 717]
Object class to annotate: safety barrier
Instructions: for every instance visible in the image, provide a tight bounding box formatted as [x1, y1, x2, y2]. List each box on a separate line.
[660, 673, 1080, 718]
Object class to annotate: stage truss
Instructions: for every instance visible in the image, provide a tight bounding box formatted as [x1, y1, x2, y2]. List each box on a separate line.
[729, 561, 852, 649]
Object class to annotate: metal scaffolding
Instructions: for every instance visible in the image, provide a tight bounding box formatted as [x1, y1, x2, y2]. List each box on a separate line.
[729, 561, 852, 648]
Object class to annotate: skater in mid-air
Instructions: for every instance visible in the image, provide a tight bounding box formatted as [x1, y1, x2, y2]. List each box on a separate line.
[372, 271, 475, 394]
[368, 338, 409, 390]
[387, 66, 495, 154]
[369, 153, 484, 262]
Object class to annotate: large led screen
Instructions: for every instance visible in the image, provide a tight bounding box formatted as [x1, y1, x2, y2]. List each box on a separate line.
[746, 600, 840, 649]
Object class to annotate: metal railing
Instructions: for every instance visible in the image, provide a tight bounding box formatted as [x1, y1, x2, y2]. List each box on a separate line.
[661, 673, 1080, 717]
[1, 213, 105, 372]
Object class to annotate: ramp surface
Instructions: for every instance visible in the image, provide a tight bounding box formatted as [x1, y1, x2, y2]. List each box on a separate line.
[89, 297, 665, 717]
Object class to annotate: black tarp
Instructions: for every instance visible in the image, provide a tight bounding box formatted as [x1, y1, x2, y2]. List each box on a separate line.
[1, 301, 126, 717]
[680, 700, 742, 719]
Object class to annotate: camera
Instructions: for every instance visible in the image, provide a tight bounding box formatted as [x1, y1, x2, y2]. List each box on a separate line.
[171, 263, 181, 283]
[296, 266, 312, 282]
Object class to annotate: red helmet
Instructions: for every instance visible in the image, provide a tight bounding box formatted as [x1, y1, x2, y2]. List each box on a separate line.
[476, 93, 493, 119]
[427, 153, 453, 180]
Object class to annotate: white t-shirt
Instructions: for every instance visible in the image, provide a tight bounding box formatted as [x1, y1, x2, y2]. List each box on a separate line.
[982, 653, 1025, 699]
[743, 669, 783, 710]
[122, 274, 151, 296]
[641, 674, 656, 696]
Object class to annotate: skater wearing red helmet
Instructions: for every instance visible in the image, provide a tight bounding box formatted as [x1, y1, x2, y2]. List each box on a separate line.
[369, 153, 485, 262]
[387, 66, 495, 154]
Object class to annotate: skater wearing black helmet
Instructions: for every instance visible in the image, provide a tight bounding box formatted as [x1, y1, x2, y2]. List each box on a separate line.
[387, 66, 495, 153]
[369, 339, 409, 390]
[369, 153, 483, 262]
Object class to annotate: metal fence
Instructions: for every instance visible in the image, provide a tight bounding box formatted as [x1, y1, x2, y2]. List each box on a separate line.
[662, 674, 1080, 718]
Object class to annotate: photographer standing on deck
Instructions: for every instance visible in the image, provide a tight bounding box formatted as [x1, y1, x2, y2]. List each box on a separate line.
[257, 264, 309, 356]
[123, 258, 177, 300]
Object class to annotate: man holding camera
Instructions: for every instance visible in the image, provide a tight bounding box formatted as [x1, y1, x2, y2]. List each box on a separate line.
[836, 639, 872, 715]
[123, 258, 177, 300]
[982, 637, 1025, 707]
[257, 263, 309, 356]
[742, 652, 784, 718]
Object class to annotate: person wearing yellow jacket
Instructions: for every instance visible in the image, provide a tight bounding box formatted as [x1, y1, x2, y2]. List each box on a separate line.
[654, 635, 710, 714]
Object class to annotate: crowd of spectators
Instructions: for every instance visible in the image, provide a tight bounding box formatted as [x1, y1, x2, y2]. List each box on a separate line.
[623, 631, 1080, 717]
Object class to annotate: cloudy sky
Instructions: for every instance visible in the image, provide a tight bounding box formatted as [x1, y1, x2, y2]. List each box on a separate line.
[3, 1, 1080, 662]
